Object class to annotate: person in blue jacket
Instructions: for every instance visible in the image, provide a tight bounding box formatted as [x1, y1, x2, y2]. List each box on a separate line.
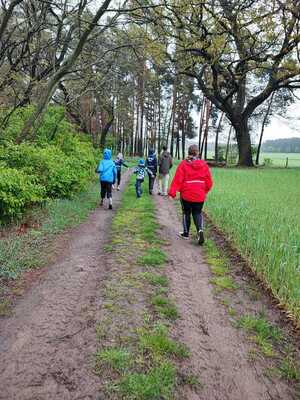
[134, 159, 154, 198]
[146, 149, 157, 195]
[96, 148, 117, 209]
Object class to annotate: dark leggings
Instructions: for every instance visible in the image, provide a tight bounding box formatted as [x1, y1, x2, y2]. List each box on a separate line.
[100, 181, 112, 199]
[148, 173, 156, 193]
[180, 199, 204, 235]
[117, 169, 121, 186]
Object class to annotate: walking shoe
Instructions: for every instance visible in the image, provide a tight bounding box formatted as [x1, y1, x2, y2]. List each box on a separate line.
[178, 232, 189, 240]
[109, 198, 113, 210]
[158, 192, 161, 195]
[117, 186, 120, 191]
[197, 230, 205, 245]
[109, 204, 113, 210]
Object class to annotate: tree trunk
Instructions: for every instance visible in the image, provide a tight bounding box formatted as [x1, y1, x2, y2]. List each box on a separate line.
[158, 91, 161, 154]
[170, 84, 177, 157]
[100, 114, 114, 148]
[235, 119, 254, 167]
[200, 100, 211, 159]
[198, 97, 205, 152]
[166, 110, 172, 149]
[256, 93, 274, 165]
[225, 125, 233, 164]
[215, 111, 224, 161]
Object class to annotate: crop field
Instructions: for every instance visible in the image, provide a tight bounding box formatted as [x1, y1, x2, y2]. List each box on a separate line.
[260, 152, 300, 167]
[206, 168, 300, 322]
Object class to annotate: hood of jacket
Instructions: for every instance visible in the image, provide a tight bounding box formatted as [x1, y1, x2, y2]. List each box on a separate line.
[185, 158, 206, 171]
[103, 148, 112, 160]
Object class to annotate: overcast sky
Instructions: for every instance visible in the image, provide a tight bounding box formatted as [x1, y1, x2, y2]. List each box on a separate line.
[264, 101, 300, 141]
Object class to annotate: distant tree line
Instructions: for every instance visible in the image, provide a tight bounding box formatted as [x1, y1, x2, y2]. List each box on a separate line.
[262, 138, 300, 153]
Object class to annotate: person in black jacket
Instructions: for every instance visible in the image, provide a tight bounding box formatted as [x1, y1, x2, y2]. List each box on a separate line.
[146, 149, 157, 195]
[114, 153, 128, 190]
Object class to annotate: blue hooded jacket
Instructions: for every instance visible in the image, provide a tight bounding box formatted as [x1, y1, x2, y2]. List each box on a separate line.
[96, 149, 117, 183]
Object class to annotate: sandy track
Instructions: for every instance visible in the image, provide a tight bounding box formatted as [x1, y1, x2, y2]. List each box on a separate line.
[155, 195, 297, 400]
[0, 173, 130, 400]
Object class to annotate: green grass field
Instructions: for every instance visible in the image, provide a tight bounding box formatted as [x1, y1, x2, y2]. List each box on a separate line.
[260, 153, 300, 167]
[206, 168, 300, 323]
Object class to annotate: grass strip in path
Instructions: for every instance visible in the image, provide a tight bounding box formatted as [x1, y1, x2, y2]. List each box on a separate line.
[93, 175, 197, 399]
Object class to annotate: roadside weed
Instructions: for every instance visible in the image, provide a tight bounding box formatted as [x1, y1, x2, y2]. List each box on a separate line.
[151, 295, 179, 320]
[95, 347, 132, 373]
[114, 362, 176, 400]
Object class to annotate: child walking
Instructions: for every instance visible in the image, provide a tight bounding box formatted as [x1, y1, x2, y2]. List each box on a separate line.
[168, 145, 213, 245]
[114, 153, 128, 190]
[134, 159, 154, 198]
[146, 149, 157, 195]
[96, 148, 117, 209]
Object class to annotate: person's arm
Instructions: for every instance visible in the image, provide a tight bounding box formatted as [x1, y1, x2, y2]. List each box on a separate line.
[168, 162, 184, 198]
[123, 160, 129, 168]
[146, 167, 154, 177]
[154, 157, 158, 174]
[113, 165, 117, 184]
[204, 164, 213, 193]
[169, 155, 173, 169]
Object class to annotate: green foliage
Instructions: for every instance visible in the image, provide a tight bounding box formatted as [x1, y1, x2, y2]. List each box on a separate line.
[137, 248, 167, 266]
[0, 106, 97, 220]
[151, 295, 179, 320]
[207, 168, 300, 322]
[139, 272, 169, 287]
[237, 314, 282, 357]
[114, 362, 176, 400]
[95, 347, 132, 373]
[0, 167, 45, 219]
[138, 323, 189, 358]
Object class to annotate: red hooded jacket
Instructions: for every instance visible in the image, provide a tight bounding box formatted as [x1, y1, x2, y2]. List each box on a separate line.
[168, 158, 213, 202]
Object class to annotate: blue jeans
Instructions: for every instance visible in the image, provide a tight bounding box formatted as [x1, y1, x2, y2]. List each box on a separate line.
[135, 179, 144, 197]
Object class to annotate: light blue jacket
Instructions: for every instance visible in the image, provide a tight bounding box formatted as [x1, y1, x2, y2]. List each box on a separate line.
[96, 149, 117, 183]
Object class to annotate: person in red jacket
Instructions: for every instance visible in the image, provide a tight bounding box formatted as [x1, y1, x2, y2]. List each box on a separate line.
[168, 144, 213, 245]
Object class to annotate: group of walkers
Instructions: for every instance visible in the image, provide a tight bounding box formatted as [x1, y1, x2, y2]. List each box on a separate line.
[96, 144, 213, 245]
[133, 145, 173, 198]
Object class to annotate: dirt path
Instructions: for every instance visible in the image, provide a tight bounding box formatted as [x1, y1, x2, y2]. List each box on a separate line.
[0, 173, 130, 400]
[155, 195, 298, 400]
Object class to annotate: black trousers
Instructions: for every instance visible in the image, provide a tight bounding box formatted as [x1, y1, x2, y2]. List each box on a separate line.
[148, 173, 156, 193]
[100, 181, 112, 199]
[180, 198, 204, 235]
[117, 169, 121, 186]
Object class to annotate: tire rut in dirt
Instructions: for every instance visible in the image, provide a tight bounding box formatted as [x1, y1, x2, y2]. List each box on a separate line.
[155, 196, 297, 400]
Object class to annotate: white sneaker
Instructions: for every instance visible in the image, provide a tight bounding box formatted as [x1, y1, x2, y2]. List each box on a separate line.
[197, 230, 204, 245]
[178, 232, 189, 240]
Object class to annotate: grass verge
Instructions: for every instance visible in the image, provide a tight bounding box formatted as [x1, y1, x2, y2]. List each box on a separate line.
[203, 230, 300, 385]
[93, 175, 197, 399]
[0, 180, 101, 314]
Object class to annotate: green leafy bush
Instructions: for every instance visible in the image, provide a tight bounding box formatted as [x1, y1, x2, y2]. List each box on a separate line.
[0, 167, 45, 219]
[0, 105, 98, 220]
[0, 144, 93, 198]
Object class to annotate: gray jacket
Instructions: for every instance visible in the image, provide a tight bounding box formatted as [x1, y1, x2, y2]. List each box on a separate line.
[159, 151, 173, 175]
